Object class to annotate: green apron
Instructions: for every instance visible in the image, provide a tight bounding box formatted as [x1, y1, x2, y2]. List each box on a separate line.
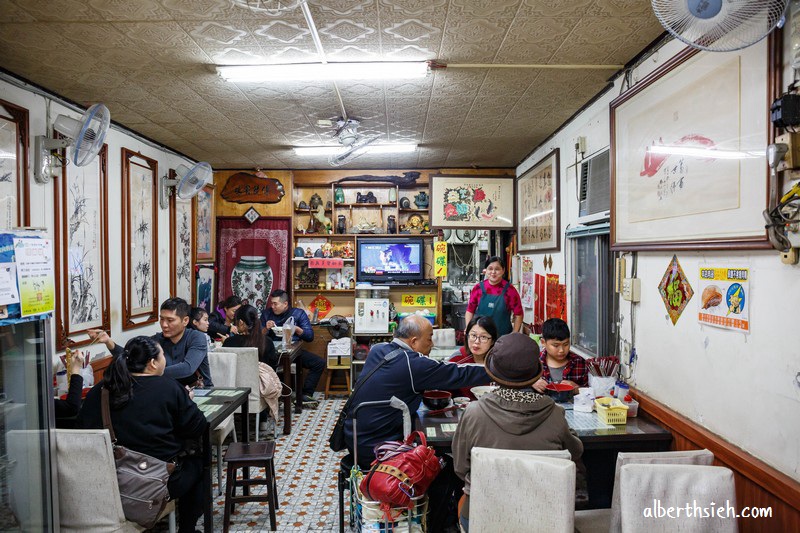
[475, 281, 512, 336]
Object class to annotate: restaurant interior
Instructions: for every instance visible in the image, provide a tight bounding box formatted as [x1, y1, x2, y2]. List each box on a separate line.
[1, 1, 799, 532]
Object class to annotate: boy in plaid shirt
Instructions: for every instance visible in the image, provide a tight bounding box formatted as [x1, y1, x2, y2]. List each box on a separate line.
[533, 318, 588, 393]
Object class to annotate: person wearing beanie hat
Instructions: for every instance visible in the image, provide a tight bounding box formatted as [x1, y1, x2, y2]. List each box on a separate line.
[451, 333, 583, 532]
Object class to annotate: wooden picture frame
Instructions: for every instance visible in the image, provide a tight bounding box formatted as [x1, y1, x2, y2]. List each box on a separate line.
[194, 263, 216, 311]
[429, 174, 515, 229]
[169, 168, 194, 302]
[54, 144, 110, 350]
[610, 37, 778, 250]
[517, 148, 560, 252]
[121, 148, 158, 330]
[0, 99, 30, 229]
[194, 183, 216, 262]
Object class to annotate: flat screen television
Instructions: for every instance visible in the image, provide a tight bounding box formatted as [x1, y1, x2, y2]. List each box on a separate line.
[357, 238, 424, 282]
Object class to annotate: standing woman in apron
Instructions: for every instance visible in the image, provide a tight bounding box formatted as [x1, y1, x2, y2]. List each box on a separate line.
[463, 256, 523, 337]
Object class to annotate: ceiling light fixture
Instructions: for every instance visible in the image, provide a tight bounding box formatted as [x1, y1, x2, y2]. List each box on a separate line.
[217, 62, 429, 82]
[294, 144, 416, 156]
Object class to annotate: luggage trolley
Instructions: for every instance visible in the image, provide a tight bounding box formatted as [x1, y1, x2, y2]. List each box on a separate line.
[348, 397, 428, 532]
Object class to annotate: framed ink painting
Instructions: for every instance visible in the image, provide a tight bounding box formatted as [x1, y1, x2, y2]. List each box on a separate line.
[194, 183, 216, 262]
[430, 174, 514, 229]
[0, 99, 29, 229]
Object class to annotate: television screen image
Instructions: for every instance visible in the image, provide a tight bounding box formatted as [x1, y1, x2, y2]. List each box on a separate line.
[357, 239, 423, 282]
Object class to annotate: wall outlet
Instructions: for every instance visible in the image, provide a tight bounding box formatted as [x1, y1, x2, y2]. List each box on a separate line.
[622, 277, 641, 302]
[781, 248, 799, 265]
[615, 257, 626, 293]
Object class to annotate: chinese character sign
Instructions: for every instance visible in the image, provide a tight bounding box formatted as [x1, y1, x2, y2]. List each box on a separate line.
[520, 257, 534, 308]
[697, 267, 749, 332]
[401, 294, 437, 307]
[434, 241, 447, 277]
[658, 255, 694, 325]
[309, 294, 333, 319]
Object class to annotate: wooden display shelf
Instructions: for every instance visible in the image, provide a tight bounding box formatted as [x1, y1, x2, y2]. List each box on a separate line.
[335, 203, 396, 208]
[399, 208, 429, 213]
[294, 288, 355, 293]
[292, 258, 354, 262]
[294, 208, 332, 214]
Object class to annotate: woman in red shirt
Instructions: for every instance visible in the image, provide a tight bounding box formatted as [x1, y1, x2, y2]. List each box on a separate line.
[464, 256, 523, 337]
[448, 315, 498, 399]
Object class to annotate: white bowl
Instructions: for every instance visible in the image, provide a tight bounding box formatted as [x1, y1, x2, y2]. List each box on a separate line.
[470, 385, 498, 399]
[272, 327, 283, 337]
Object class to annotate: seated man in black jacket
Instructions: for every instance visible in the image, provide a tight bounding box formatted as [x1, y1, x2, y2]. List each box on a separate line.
[89, 297, 213, 387]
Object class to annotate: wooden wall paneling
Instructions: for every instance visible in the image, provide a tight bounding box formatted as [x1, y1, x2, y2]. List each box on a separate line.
[633, 390, 800, 532]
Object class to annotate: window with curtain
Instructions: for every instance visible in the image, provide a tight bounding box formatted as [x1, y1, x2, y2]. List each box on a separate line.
[567, 224, 612, 358]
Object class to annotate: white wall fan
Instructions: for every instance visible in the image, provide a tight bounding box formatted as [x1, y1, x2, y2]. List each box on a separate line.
[159, 162, 213, 209]
[34, 103, 110, 184]
[454, 229, 478, 244]
[328, 118, 381, 167]
[651, 0, 788, 52]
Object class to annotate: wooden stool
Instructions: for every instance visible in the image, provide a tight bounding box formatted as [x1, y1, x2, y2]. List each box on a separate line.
[223, 441, 278, 532]
[325, 364, 351, 398]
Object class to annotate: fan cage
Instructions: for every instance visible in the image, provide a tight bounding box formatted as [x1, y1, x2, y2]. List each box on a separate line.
[651, 0, 788, 52]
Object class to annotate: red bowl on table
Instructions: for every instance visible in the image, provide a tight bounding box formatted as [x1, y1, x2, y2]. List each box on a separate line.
[422, 390, 452, 410]
[60, 387, 92, 401]
[544, 382, 576, 403]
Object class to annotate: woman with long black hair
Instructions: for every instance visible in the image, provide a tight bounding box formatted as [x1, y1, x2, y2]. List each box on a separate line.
[77, 336, 208, 533]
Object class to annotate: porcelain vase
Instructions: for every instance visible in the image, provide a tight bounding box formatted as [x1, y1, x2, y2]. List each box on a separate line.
[231, 255, 273, 310]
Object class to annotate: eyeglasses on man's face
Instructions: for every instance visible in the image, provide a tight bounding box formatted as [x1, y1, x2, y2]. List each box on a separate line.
[468, 333, 492, 343]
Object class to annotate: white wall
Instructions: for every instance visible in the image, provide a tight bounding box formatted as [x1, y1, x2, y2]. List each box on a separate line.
[517, 36, 800, 481]
[0, 76, 197, 366]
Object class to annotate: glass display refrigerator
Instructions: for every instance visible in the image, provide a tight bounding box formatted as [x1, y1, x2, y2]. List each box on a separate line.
[0, 229, 58, 531]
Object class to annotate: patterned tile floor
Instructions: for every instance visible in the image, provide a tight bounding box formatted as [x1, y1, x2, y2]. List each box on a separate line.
[154, 395, 349, 532]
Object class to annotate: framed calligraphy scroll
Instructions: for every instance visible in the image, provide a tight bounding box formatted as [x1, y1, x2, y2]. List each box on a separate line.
[517, 148, 560, 252]
[611, 37, 777, 250]
[0, 99, 29, 229]
[194, 183, 216, 262]
[170, 167, 194, 302]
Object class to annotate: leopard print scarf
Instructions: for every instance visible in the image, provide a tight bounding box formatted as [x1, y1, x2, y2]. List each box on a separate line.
[496, 387, 543, 404]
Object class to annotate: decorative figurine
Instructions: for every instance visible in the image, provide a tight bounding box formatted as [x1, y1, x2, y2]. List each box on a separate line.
[343, 241, 354, 258]
[321, 242, 333, 257]
[304, 247, 313, 258]
[337, 214, 347, 235]
[294, 246, 304, 258]
[356, 191, 378, 203]
[298, 200, 309, 210]
[399, 196, 411, 209]
[349, 277, 356, 289]
[406, 214, 424, 233]
[389, 188, 397, 202]
[387, 215, 397, 234]
[298, 265, 319, 288]
[335, 186, 345, 204]
[325, 200, 332, 210]
[314, 248, 324, 258]
[414, 191, 429, 209]
[312, 204, 331, 234]
[422, 221, 430, 233]
[309, 193, 323, 210]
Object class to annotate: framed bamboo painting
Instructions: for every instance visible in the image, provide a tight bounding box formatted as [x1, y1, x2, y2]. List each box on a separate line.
[169, 168, 194, 302]
[194, 263, 215, 311]
[121, 148, 159, 330]
[0, 99, 29, 229]
[517, 148, 560, 252]
[194, 183, 216, 262]
[54, 144, 110, 349]
[611, 38, 777, 250]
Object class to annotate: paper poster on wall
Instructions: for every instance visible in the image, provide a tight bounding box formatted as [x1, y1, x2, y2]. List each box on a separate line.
[697, 267, 749, 332]
[545, 274, 564, 320]
[13, 238, 55, 316]
[0, 262, 19, 305]
[309, 294, 333, 319]
[401, 294, 437, 307]
[434, 241, 447, 277]
[521, 257, 534, 308]
[658, 255, 694, 325]
[534, 273, 545, 325]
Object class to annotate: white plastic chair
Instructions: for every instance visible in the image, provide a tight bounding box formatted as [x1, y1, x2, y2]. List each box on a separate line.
[469, 447, 575, 533]
[209, 351, 238, 496]
[215, 346, 268, 441]
[574, 448, 715, 533]
[53, 428, 175, 533]
[619, 463, 737, 533]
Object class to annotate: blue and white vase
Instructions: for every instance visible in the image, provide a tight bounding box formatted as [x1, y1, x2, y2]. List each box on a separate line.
[231, 255, 273, 310]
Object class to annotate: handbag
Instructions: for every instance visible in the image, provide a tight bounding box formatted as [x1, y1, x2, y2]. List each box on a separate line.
[329, 347, 404, 452]
[359, 431, 442, 508]
[101, 389, 175, 529]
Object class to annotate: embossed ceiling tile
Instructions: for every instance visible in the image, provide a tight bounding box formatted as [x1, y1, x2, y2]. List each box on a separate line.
[437, 42, 496, 64]
[588, 0, 654, 17]
[383, 45, 437, 60]
[0, 23, 81, 52]
[251, 19, 311, 45]
[449, 0, 521, 18]
[263, 44, 321, 63]
[442, 18, 505, 45]
[112, 21, 194, 47]
[310, 0, 375, 16]
[86, 0, 171, 20]
[9, 0, 104, 21]
[326, 45, 379, 61]
[337, 82, 384, 99]
[385, 78, 434, 98]
[603, 20, 663, 63]
[124, 99, 190, 123]
[182, 21, 258, 48]
[477, 70, 540, 98]
[207, 47, 269, 65]
[384, 18, 442, 44]
[0, 3, 35, 22]
[319, 19, 378, 44]
[517, 0, 592, 17]
[431, 70, 486, 98]
[550, 42, 618, 65]
[379, 0, 448, 15]
[96, 47, 155, 71]
[159, 0, 247, 19]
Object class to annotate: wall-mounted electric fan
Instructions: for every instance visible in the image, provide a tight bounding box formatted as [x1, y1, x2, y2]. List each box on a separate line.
[159, 162, 213, 209]
[34, 103, 110, 184]
[651, 0, 788, 52]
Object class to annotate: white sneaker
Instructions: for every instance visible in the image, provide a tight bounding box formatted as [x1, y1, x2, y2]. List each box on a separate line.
[259, 418, 276, 436]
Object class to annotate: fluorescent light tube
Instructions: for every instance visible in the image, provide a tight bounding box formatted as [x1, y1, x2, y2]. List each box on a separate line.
[294, 144, 416, 156]
[217, 62, 429, 82]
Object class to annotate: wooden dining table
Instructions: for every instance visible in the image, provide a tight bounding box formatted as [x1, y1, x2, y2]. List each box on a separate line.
[416, 401, 672, 509]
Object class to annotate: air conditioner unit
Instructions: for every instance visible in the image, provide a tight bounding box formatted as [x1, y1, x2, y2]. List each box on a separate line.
[578, 149, 610, 225]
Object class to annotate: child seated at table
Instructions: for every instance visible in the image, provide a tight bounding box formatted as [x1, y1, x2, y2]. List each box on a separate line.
[533, 318, 588, 393]
[451, 333, 583, 532]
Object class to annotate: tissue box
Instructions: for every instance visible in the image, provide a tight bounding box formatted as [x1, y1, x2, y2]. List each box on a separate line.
[328, 338, 352, 366]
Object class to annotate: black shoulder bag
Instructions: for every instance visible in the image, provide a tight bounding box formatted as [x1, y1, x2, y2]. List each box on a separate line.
[101, 388, 175, 529]
[328, 347, 404, 452]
